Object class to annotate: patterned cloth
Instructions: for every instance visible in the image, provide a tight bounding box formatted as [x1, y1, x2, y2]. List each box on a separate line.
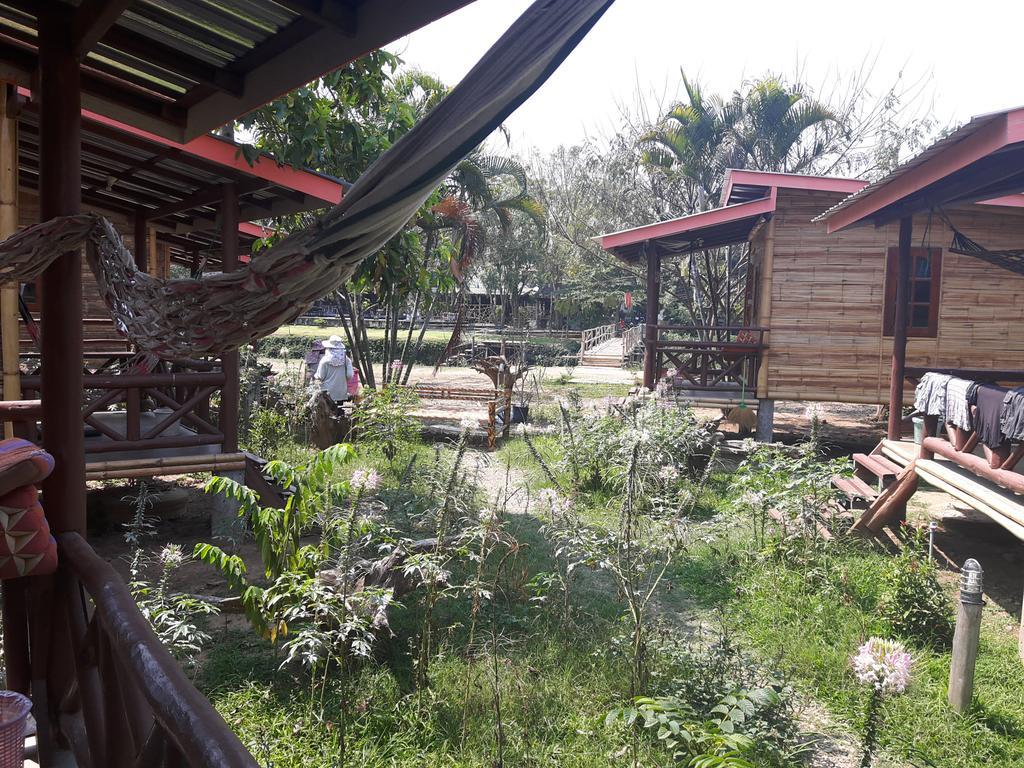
[1000, 387, 1024, 442]
[975, 384, 1010, 449]
[944, 377, 975, 431]
[0, 439, 57, 579]
[914, 372, 952, 418]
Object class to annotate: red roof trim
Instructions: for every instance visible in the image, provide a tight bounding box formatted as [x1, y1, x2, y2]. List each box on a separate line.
[239, 222, 275, 239]
[599, 195, 776, 251]
[88, 110, 344, 207]
[720, 169, 866, 205]
[19, 86, 344, 208]
[824, 108, 1024, 233]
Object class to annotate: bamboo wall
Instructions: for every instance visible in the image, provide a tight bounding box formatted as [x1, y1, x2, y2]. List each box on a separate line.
[763, 188, 1024, 404]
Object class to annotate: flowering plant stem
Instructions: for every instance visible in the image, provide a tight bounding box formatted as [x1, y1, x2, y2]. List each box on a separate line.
[860, 688, 880, 767]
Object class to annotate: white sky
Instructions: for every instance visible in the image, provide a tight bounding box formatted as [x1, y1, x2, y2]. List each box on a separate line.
[388, 0, 1024, 155]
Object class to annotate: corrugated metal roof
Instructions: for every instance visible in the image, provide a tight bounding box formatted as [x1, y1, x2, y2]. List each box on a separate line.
[0, 0, 479, 141]
[817, 106, 1024, 229]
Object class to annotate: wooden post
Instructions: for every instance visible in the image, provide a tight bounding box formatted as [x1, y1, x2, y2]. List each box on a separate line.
[0, 85, 19, 440]
[888, 217, 913, 441]
[643, 244, 660, 391]
[754, 218, 775, 400]
[220, 183, 240, 453]
[133, 209, 147, 271]
[39, 4, 84, 534]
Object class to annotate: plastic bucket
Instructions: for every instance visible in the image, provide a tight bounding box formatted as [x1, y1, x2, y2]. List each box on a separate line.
[0, 691, 31, 767]
[913, 416, 924, 445]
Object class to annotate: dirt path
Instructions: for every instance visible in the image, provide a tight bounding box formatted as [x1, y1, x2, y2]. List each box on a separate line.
[467, 445, 895, 768]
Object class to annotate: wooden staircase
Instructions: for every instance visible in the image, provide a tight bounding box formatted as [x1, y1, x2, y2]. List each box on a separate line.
[833, 444, 917, 535]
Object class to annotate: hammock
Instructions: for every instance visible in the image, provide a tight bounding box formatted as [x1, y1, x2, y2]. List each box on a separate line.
[0, 0, 614, 357]
[949, 226, 1024, 277]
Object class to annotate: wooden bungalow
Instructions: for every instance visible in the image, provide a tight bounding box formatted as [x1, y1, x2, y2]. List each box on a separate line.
[817, 105, 1024, 656]
[6, 97, 345, 482]
[0, 1, 613, 766]
[600, 168, 1024, 442]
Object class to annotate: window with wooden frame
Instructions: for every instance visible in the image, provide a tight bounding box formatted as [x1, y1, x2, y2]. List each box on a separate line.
[883, 246, 942, 338]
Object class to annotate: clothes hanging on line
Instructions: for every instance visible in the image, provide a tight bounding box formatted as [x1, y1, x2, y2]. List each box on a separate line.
[944, 377, 975, 431]
[914, 372, 951, 418]
[1000, 387, 1024, 442]
[975, 384, 1010, 449]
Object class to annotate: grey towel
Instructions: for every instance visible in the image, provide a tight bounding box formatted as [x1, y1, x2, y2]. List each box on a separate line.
[944, 377, 975, 431]
[914, 372, 951, 418]
[976, 384, 1010, 449]
[1000, 387, 1024, 442]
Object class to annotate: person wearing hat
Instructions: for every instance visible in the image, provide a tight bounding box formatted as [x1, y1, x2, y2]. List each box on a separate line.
[314, 335, 354, 403]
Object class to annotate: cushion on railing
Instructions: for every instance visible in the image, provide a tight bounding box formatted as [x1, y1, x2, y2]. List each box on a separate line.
[0, 439, 57, 579]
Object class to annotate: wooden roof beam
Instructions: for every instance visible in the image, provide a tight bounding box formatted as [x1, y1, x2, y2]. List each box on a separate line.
[273, 0, 358, 36]
[145, 177, 272, 220]
[97, 27, 245, 97]
[73, 0, 134, 59]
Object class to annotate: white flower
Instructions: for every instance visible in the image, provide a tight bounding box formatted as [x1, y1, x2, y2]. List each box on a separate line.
[350, 469, 380, 493]
[459, 417, 478, 431]
[537, 488, 559, 506]
[278, 346, 291, 358]
[159, 544, 184, 569]
[805, 403, 826, 422]
[852, 637, 913, 695]
[658, 465, 680, 482]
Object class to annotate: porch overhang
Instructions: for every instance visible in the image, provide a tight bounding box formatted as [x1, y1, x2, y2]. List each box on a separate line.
[17, 93, 345, 266]
[819, 105, 1024, 232]
[598, 195, 776, 262]
[0, 0, 479, 142]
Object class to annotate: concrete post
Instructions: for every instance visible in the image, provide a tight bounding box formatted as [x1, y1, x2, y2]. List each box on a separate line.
[949, 558, 984, 713]
[756, 399, 774, 443]
[210, 469, 246, 541]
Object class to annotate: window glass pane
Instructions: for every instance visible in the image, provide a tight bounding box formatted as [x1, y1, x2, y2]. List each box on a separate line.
[915, 255, 931, 278]
[913, 281, 931, 302]
[911, 305, 930, 327]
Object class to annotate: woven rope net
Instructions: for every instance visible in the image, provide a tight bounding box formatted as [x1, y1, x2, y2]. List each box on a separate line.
[0, 0, 614, 357]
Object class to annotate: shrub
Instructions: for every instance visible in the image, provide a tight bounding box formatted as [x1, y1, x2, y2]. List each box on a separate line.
[352, 385, 421, 462]
[877, 540, 954, 649]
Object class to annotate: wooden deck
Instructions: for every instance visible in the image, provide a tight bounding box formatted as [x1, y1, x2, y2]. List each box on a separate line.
[880, 439, 1024, 540]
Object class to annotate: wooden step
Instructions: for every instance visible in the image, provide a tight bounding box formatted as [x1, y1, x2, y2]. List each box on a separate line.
[831, 474, 878, 502]
[853, 452, 901, 480]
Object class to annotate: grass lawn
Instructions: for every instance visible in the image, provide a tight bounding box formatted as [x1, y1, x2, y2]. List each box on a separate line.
[194, 421, 1024, 768]
[678, 531, 1024, 768]
[273, 324, 579, 347]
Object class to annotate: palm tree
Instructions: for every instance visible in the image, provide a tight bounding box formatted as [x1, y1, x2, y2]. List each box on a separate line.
[641, 73, 842, 210]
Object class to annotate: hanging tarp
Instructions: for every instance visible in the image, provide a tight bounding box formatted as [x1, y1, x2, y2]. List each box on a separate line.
[0, 0, 614, 356]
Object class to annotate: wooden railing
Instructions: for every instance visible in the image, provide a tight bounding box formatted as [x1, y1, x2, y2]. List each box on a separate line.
[653, 325, 767, 391]
[621, 322, 644, 359]
[19, 355, 227, 456]
[580, 323, 617, 358]
[24, 532, 259, 767]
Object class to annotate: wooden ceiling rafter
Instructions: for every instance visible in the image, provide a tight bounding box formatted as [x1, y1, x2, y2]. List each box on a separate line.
[271, 0, 358, 36]
[73, 0, 135, 59]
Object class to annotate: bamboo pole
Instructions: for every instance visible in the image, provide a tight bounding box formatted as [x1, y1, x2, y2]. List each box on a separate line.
[0, 85, 17, 440]
[754, 218, 775, 400]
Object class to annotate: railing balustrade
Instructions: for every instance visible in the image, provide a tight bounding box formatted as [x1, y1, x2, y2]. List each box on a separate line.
[35, 532, 259, 767]
[652, 325, 768, 392]
[621, 322, 644, 359]
[579, 323, 617, 360]
[19, 356, 227, 455]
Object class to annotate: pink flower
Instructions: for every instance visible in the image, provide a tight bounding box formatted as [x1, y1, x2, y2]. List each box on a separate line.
[350, 469, 380, 493]
[852, 637, 913, 695]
